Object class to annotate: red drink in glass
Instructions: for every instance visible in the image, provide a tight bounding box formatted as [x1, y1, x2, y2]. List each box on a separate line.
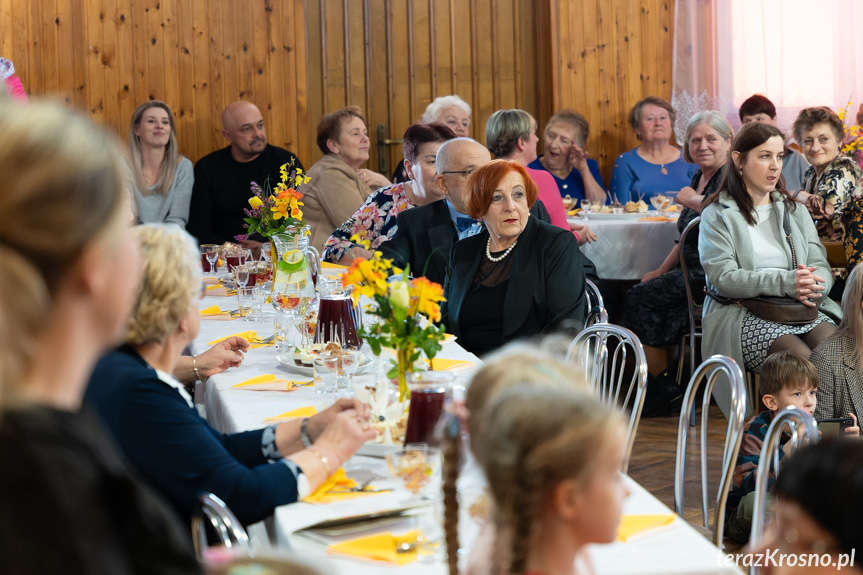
[247, 271, 258, 286]
[201, 253, 214, 273]
[404, 389, 446, 446]
[315, 296, 362, 348]
[226, 255, 244, 272]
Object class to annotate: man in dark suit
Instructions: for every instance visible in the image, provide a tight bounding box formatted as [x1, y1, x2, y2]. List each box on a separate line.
[380, 137, 597, 285]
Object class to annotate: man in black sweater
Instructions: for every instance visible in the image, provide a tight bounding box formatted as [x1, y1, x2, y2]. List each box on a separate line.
[186, 101, 302, 251]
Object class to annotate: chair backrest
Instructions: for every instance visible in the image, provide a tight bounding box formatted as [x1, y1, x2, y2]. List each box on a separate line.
[748, 407, 818, 575]
[193, 492, 252, 559]
[566, 323, 647, 473]
[584, 278, 608, 326]
[674, 355, 747, 546]
[678, 216, 704, 332]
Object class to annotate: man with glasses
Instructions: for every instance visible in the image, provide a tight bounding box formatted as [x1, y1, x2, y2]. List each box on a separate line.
[380, 137, 555, 284]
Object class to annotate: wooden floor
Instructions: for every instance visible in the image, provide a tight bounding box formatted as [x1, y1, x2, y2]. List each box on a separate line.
[628, 405, 745, 554]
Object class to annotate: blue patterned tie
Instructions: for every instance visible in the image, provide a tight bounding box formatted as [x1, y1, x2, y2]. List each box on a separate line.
[456, 216, 479, 233]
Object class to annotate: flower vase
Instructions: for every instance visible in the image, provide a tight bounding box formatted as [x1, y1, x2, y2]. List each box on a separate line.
[396, 343, 415, 402]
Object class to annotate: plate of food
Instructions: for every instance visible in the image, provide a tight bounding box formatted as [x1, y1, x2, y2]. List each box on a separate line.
[276, 345, 375, 376]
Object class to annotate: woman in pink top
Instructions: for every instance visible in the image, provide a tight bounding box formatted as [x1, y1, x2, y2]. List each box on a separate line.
[485, 109, 595, 245]
[0, 58, 26, 101]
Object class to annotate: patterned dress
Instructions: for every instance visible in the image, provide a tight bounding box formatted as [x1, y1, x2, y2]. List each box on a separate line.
[618, 167, 723, 347]
[321, 182, 414, 263]
[802, 154, 863, 271]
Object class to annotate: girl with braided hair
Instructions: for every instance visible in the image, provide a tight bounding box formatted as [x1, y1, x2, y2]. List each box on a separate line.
[440, 343, 595, 575]
[474, 385, 628, 575]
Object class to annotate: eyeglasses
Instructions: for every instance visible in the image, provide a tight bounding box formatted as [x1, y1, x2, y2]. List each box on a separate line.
[440, 168, 477, 178]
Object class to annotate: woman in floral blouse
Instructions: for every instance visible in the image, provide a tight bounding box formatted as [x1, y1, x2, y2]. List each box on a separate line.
[791, 107, 863, 280]
[322, 122, 456, 264]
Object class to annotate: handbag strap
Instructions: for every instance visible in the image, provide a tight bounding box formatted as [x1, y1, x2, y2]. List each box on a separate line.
[782, 210, 797, 269]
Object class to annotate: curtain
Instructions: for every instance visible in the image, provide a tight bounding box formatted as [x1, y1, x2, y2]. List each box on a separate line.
[673, 0, 863, 143]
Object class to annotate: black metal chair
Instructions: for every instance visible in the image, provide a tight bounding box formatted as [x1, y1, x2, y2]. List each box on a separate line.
[677, 217, 703, 389]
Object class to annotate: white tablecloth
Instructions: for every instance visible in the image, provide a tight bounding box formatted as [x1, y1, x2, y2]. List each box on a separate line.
[572, 215, 680, 281]
[193, 280, 736, 575]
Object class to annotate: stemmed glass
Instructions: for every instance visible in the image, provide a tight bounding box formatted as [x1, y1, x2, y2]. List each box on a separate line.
[386, 446, 442, 501]
[580, 199, 591, 221]
[204, 245, 219, 275]
[341, 348, 363, 391]
[235, 264, 250, 289]
[650, 194, 668, 215]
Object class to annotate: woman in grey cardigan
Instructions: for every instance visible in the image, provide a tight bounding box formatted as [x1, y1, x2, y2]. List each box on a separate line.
[699, 122, 841, 414]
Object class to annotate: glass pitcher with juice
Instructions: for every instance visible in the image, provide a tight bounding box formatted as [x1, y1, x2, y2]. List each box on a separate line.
[315, 276, 362, 348]
[271, 232, 316, 316]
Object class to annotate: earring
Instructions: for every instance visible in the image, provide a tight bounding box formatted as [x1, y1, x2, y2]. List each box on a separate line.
[739, 169, 743, 176]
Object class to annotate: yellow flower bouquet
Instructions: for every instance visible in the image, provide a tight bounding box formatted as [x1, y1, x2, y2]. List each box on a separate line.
[342, 235, 447, 400]
[236, 160, 310, 241]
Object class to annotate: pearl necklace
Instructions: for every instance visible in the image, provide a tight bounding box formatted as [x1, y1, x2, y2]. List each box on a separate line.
[486, 237, 517, 262]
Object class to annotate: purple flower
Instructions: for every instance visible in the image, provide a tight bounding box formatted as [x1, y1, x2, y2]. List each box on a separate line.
[235, 234, 249, 242]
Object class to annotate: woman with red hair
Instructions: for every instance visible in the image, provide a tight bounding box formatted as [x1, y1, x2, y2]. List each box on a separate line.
[441, 160, 589, 355]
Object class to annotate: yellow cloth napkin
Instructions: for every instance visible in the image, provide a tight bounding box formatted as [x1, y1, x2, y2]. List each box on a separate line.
[322, 261, 348, 269]
[200, 305, 229, 316]
[638, 216, 676, 222]
[442, 333, 456, 343]
[616, 514, 676, 542]
[233, 374, 311, 391]
[303, 468, 384, 504]
[567, 209, 581, 216]
[327, 530, 421, 566]
[263, 405, 318, 423]
[205, 285, 230, 297]
[208, 331, 272, 348]
[427, 358, 473, 371]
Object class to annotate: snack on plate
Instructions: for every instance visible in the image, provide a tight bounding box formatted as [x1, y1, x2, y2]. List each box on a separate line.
[666, 203, 679, 213]
[598, 205, 612, 213]
[624, 201, 640, 213]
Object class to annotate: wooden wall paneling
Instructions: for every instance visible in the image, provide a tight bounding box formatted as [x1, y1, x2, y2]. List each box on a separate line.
[0, 0, 12, 62]
[114, 0, 134, 126]
[364, 0, 388, 172]
[452, 0, 472, 136]
[175, 0, 197, 159]
[413, 0, 434, 119]
[41, 0, 59, 95]
[161, 0, 180, 119]
[207, 0, 226, 152]
[292, 0, 310, 163]
[388, 0, 410, 134]
[130, 0, 148, 105]
[249, 0, 269, 151]
[85, 0, 106, 120]
[145, 0, 165, 102]
[596, 0, 619, 186]
[533, 0, 555, 132]
[27, 0, 44, 96]
[220, 0, 239, 106]
[191, 0, 214, 157]
[324, 0, 345, 111]
[639, 0, 658, 97]
[101, 0, 120, 130]
[472, 0, 495, 145]
[579, 0, 601, 163]
[235, 0, 252, 101]
[515, 0, 537, 118]
[428, 0, 449, 97]
[269, 0, 289, 154]
[657, 1, 673, 95]
[623, 0, 642, 123]
[55, 0, 74, 106]
[305, 0, 324, 161]
[10, 0, 30, 94]
[425, 0, 436, 100]
[346, 0, 365, 110]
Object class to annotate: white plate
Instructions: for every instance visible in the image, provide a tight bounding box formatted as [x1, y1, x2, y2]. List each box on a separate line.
[355, 442, 402, 458]
[275, 353, 375, 376]
[568, 210, 678, 221]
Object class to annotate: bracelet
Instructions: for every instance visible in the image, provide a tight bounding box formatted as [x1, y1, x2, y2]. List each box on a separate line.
[300, 418, 313, 448]
[309, 448, 332, 474]
[192, 355, 201, 381]
[792, 189, 803, 200]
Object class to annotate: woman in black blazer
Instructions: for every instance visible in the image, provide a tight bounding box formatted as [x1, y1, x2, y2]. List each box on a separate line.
[442, 160, 588, 355]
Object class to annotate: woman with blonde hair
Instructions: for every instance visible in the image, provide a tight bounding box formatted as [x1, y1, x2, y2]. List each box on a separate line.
[0, 100, 201, 572]
[86, 224, 376, 526]
[128, 100, 194, 225]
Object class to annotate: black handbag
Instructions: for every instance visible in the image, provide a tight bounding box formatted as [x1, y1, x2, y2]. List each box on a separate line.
[705, 210, 818, 325]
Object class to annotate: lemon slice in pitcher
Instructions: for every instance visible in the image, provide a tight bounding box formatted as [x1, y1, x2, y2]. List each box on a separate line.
[282, 249, 305, 271]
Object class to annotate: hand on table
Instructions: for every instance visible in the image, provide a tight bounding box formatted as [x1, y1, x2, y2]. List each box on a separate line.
[306, 398, 373, 443]
[312, 407, 378, 462]
[794, 264, 826, 307]
[194, 337, 250, 379]
[570, 223, 596, 245]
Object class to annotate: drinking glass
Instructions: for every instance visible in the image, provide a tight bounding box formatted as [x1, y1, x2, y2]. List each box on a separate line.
[580, 199, 591, 221]
[341, 348, 363, 390]
[314, 352, 341, 399]
[650, 194, 667, 214]
[251, 285, 267, 322]
[235, 264, 250, 289]
[274, 312, 293, 352]
[237, 286, 255, 322]
[386, 446, 441, 500]
[562, 194, 574, 210]
[404, 372, 454, 446]
[204, 245, 219, 274]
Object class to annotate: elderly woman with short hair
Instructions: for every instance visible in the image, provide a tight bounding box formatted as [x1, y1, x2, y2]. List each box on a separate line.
[392, 95, 472, 182]
[303, 107, 392, 250]
[86, 224, 376, 526]
[442, 160, 589, 356]
[791, 106, 863, 278]
[528, 109, 607, 203]
[610, 96, 697, 204]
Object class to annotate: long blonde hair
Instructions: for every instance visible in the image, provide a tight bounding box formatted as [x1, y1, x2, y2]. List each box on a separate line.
[831, 264, 863, 366]
[0, 99, 127, 404]
[442, 343, 591, 575]
[128, 100, 180, 197]
[481, 386, 623, 575]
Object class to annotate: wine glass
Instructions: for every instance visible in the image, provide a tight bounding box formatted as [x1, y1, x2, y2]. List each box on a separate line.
[562, 194, 574, 210]
[204, 245, 219, 275]
[237, 287, 255, 322]
[580, 199, 591, 221]
[650, 194, 668, 215]
[235, 264, 250, 289]
[241, 248, 253, 266]
[341, 348, 363, 391]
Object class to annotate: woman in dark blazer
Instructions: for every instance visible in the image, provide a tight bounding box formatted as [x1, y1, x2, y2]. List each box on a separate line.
[812, 264, 863, 429]
[86, 224, 376, 526]
[442, 160, 588, 356]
